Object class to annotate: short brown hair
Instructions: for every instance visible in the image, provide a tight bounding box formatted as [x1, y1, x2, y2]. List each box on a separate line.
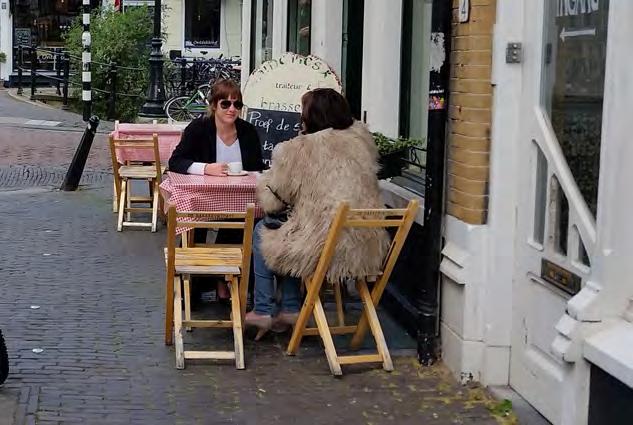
[207, 79, 242, 117]
[301, 88, 354, 134]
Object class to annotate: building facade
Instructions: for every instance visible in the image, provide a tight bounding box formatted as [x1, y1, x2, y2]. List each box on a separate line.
[240, 1, 633, 424]
[443, 1, 633, 424]
[162, 0, 241, 59]
[0, 0, 242, 83]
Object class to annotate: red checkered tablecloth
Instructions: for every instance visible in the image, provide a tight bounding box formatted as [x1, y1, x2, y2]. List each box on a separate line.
[160, 172, 263, 233]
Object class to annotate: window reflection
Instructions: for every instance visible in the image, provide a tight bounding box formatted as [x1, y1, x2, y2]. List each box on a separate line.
[541, 0, 610, 217]
[288, 0, 311, 56]
[250, 0, 274, 72]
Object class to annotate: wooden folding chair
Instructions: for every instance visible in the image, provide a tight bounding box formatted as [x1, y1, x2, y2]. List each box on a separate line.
[164, 205, 255, 370]
[286, 200, 419, 376]
[109, 134, 166, 232]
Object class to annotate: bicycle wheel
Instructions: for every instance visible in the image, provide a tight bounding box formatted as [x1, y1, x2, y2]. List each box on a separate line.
[165, 96, 203, 122]
[0, 329, 8, 385]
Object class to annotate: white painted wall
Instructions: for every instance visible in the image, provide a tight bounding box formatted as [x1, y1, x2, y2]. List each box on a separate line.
[360, 0, 402, 137]
[310, 0, 342, 78]
[439, 0, 524, 387]
[0, 4, 11, 82]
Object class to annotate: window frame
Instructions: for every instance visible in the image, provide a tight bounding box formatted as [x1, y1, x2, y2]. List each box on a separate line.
[183, 0, 223, 51]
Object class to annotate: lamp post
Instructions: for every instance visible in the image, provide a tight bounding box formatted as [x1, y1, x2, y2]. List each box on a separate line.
[139, 0, 166, 117]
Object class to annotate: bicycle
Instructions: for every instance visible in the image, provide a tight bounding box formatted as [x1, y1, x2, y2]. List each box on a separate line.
[164, 83, 210, 122]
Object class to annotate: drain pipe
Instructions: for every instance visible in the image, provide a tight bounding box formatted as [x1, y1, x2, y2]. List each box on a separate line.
[418, 0, 451, 366]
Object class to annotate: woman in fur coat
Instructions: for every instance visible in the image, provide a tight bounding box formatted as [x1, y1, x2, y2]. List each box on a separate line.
[244, 88, 390, 338]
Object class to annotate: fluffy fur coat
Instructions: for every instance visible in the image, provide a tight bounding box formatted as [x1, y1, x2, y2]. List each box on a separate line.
[256, 121, 390, 282]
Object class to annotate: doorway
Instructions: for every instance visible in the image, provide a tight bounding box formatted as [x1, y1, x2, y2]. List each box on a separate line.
[510, 1, 609, 423]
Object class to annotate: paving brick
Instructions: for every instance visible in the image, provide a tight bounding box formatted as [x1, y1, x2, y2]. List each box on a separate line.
[0, 95, 508, 424]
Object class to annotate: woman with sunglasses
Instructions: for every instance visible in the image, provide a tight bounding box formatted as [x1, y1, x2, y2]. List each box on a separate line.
[169, 79, 265, 176]
[169, 79, 265, 304]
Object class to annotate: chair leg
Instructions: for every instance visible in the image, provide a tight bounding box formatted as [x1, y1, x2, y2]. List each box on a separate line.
[184, 275, 192, 332]
[165, 271, 175, 346]
[112, 179, 119, 213]
[229, 276, 245, 370]
[334, 281, 345, 327]
[151, 180, 159, 232]
[355, 279, 393, 372]
[313, 296, 342, 376]
[117, 180, 127, 232]
[238, 275, 248, 324]
[174, 275, 185, 369]
[125, 180, 132, 222]
[287, 275, 323, 355]
[350, 276, 389, 350]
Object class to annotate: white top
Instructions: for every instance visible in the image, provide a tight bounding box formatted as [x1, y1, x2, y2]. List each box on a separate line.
[186, 136, 242, 175]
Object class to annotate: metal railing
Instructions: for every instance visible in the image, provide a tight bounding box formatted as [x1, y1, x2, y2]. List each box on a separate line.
[15, 45, 145, 120]
[164, 56, 241, 99]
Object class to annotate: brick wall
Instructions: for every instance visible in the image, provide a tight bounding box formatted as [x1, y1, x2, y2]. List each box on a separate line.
[446, 0, 496, 225]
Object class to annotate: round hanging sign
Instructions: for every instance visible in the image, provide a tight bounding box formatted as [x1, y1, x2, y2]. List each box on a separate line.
[243, 52, 342, 166]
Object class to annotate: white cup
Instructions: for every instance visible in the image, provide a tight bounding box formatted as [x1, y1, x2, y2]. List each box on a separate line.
[228, 161, 243, 174]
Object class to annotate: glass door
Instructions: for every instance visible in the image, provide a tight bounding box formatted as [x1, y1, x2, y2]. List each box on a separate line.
[250, 0, 274, 72]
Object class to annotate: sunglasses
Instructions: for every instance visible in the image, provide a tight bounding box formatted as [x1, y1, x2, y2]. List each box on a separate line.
[219, 99, 244, 110]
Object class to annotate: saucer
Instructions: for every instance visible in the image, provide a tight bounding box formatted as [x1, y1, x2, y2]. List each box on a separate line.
[226, 171, 248, 176]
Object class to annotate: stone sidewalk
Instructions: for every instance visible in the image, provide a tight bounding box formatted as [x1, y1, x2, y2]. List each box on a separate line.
[0, 91, 513, 424]
[0, 182, 511, 425]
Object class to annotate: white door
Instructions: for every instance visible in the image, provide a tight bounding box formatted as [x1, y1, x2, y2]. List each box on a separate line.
[510, 0, 610, 423]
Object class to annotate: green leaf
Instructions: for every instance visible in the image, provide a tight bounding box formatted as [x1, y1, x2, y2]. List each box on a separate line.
[372, 132, 425, 156]
[63, 6, 154, 121]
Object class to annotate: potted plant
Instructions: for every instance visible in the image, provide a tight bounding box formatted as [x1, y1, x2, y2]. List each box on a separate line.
[0, 52, 6, 87]
[373, 132, 423, 179]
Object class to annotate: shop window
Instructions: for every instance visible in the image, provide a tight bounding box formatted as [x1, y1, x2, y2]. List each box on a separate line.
[397, 0, 432, 193]
[122, 0, 154, 15]
[250, 0, 273, 72]
[287, 0, 311, 56]
[12, 0, 100, 71]
[185, 0, 221, 49]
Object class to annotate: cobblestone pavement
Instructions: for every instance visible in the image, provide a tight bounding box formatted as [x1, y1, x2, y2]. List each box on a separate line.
[0, 90, 115, 133]
[0, 93, 509, 425]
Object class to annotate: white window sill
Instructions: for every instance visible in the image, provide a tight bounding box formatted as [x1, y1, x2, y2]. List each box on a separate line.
[379, 179, 425, 225]
[584, 319, 633, 388]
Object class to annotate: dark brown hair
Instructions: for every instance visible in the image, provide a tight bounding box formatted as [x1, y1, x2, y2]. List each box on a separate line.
[207, 79, 243, 117]
[300, 88, 354, 134]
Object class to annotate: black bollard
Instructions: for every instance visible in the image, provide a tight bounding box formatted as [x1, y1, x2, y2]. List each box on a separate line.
[17, 46, 23, 96]
[55, 48, 62, 95]
[60, 115, 100, 191]
[30, 46, 37, 100]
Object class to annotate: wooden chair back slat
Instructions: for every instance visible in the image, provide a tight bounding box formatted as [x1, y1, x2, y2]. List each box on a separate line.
[344, 219, 404, 228]
[175, 211, 248, 220]
[175, 222, 246, 230]
[346, 208, 409, 219]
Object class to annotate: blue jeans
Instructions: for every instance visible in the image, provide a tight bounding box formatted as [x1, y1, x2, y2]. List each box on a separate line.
[252, 221, 301, 316]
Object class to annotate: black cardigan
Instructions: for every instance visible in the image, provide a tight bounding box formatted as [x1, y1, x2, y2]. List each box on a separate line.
[168, 117, 265, 174]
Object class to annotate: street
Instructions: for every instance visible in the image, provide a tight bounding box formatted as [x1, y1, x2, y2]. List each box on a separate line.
[0, 90, 505, 425]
